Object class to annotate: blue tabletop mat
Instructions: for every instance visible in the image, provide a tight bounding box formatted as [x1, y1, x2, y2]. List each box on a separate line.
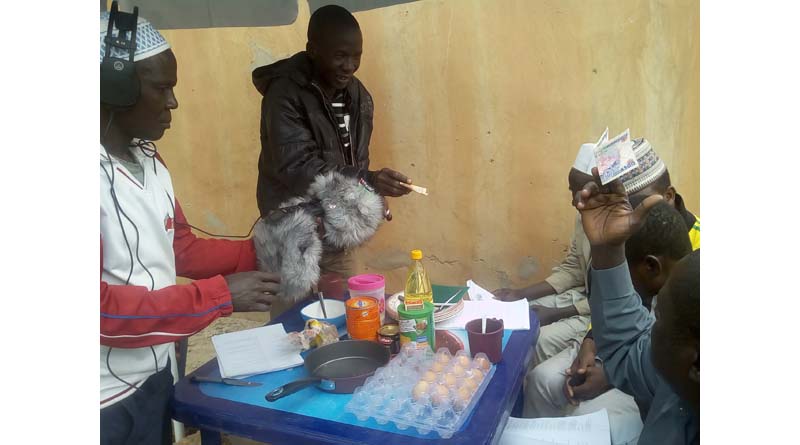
[196, 329, 513, 439]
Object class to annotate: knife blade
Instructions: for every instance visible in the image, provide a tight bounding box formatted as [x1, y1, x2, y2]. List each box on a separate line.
[190, 375, 262, 387]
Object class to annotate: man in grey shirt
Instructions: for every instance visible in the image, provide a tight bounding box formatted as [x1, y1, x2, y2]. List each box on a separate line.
[574, 171, 699, 445]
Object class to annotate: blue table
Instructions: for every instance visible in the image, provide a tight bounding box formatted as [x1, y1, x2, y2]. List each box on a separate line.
[171, 302, 539, 445]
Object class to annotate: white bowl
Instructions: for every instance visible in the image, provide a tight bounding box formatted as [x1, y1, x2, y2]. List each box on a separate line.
[300, 299, 347, 327]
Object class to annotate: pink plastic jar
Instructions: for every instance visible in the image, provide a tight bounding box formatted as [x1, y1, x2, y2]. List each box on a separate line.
[347, 274, 386, 323]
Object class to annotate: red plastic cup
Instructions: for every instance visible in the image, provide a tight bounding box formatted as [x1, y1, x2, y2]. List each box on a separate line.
[318, 273, 346, 301]
[465, 318, 504, 363]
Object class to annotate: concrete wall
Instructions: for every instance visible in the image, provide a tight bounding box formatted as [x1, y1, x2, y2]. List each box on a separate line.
[156, 0, 700, 293]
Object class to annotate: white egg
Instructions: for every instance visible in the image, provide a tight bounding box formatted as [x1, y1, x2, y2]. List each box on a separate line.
[412, 381, 429, 401]
[474, 356, 491, 371]
[422, 370, 437, 383]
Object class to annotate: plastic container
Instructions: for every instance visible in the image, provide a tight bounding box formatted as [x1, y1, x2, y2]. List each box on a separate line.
[398, 301, 435, 351]
[465, 318, 504, 363]
[346, 297, 381, 341]
[404, 250, 432, 310]
[344, 345, 496, 439]
[318, 273, 347, 301]
[348, 274, 386, 322]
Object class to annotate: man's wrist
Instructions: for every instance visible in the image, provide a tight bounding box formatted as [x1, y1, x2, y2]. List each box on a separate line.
[589, 244, 626, 270]
[364, 170, 376, 186]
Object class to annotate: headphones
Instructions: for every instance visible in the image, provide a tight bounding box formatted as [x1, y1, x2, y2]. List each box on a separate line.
[100, 1, 140, 108]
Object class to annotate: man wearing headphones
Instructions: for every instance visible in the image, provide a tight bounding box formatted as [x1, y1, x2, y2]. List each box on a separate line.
[100, 6, 280, 444]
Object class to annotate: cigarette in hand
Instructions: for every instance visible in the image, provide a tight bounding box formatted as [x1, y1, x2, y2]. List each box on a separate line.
[401, 182, 428, 196]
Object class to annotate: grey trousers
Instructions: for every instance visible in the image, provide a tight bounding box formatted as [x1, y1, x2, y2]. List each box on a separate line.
[530, 289, 592, 364]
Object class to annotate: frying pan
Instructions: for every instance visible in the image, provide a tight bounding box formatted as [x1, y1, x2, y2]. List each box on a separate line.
[265, 340, 389, 402]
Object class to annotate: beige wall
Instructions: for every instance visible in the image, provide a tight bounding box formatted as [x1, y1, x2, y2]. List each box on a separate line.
[158, 0, 699, 293]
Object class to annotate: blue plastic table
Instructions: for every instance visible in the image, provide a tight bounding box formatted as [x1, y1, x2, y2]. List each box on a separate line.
[171, 302, 539, 445]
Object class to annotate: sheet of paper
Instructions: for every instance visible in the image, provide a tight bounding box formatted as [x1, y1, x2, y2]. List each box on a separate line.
[466, 279, 495, 301]
[499, 409, 611, 445]
[212, 324, 304, 378]
[435, 299, 530, 330]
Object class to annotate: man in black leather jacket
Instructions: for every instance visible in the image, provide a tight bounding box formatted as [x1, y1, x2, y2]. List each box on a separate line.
[253, 5, 412, 218]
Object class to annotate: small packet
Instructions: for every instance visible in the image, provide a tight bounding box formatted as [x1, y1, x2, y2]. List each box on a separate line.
[287, 319, 339, 351]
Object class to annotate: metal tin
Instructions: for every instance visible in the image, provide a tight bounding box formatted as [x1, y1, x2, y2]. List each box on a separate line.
[346, 297, 380, 341]
[397, 301, 435, 351]
[378, 324, 400, 355]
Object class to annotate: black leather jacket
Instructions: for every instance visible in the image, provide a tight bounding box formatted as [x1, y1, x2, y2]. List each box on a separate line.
[253, 51, 373, 216]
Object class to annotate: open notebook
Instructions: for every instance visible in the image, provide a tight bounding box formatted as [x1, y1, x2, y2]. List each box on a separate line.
[211, 323, 304, 379]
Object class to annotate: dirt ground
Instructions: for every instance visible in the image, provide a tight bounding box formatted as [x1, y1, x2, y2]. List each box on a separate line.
[174, 312, 272, 445]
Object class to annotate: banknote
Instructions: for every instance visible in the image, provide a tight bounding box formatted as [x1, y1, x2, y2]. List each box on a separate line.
[594, 128, 638, 185]
[594, 127, 609, 149]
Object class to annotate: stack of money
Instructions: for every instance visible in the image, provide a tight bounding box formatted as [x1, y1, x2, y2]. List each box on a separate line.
[593, 127, 639, 184]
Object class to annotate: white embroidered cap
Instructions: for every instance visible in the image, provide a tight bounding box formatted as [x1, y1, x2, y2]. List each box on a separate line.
[100, 11, 170, 64]
[620, 138, 668, 194]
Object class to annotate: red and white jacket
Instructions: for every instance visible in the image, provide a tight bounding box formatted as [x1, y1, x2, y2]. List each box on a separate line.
[100, 145, 256, 408]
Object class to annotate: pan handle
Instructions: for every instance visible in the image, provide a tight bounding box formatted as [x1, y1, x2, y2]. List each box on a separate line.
[265, 377, 323, 402]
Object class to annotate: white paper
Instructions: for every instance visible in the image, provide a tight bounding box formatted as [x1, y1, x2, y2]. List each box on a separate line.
[499, 409, 611, 445]
[211, 324, 304, 378]
[435, 299, 531, 330]
[466, 279, 495, 301]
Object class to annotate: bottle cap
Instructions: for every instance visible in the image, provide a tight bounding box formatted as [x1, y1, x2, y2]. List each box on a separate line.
[411, 249, 423, 260]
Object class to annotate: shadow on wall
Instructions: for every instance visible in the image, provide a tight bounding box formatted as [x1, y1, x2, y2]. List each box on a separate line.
[112, 0, 417, 29]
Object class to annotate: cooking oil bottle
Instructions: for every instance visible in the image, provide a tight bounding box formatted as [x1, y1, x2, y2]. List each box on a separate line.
[404, 249, 433, 310]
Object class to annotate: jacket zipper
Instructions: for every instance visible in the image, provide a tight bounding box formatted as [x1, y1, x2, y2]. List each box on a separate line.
[311, 81, 353, 166]
[349, 95, 359, 166]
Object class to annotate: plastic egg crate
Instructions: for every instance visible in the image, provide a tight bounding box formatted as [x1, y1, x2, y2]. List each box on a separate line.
[345, 343, 495, 438]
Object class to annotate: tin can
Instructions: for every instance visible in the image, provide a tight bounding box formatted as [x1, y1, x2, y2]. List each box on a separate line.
[346, 297, 380, 341]
[397, 301, 435, 351]
[378, 324, 400, 355]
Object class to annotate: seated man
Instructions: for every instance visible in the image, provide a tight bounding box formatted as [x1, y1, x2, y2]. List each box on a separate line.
[499, 138, 700, 364]
[494, 144, 596, 363]
[575, 171, 700, 444]
[100, 8, 279, 444]
[525, 202, 692, 444]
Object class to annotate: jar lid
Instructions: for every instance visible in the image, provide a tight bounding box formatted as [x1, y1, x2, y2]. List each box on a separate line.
[348, 274, 386, 291]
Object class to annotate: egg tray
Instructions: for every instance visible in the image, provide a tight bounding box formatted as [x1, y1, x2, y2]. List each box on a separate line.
[344, 344, 495, 439]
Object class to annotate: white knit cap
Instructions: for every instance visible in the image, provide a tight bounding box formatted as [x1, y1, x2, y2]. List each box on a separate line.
[573, 143, 598, 174]
[100, 11, 170, 64]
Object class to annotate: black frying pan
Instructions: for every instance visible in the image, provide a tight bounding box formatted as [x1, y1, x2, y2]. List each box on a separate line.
[265, 340, 389, 402]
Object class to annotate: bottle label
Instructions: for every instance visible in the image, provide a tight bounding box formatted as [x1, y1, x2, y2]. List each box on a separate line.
[399, 317, 430, 348]
[403, 296, 424, 311]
